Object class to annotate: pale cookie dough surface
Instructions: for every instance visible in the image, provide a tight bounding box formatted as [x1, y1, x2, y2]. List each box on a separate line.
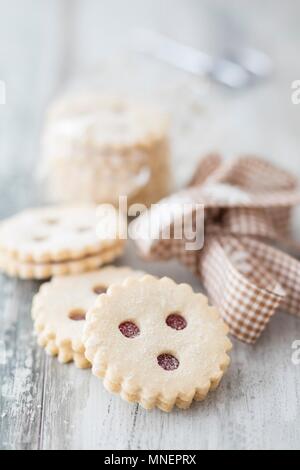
[32, 267, 145, 368]
[0, 244, 124, 280]
[83, 275, 232, 412]
[0, 205, 124, 263]
[43, 93, 168, 152]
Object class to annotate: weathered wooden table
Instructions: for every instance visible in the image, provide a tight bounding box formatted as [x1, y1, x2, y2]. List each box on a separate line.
[1, 0, 300, 450]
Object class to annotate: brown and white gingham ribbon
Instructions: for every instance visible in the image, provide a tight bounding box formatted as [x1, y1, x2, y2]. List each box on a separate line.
[132, 155, 300, 344]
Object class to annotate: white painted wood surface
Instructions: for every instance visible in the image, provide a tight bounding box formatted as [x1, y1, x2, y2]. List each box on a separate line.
[0, 0, 300, 450]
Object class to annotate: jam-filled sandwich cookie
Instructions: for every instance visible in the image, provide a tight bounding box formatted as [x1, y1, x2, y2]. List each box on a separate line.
[0, 205, 124, 279]
[83, 275, 232, 412]
[32, 267, 145, 368]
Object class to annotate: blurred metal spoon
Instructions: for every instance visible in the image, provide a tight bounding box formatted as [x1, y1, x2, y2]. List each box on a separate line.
[132, 29, 271, 90]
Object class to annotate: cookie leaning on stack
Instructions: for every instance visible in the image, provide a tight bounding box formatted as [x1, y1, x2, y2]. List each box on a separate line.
[0, 205, 124, 279]
[41, 93, 172, 207]
[32, 267, 144, 368]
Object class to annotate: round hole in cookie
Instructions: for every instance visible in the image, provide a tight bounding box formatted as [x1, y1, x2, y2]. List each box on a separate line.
[119, 321, 140, 339]
[93, 285, 108, 295]
[157, 353, 179, 371]
[69, 309, 86, 321]
[166, 313, 187, 331]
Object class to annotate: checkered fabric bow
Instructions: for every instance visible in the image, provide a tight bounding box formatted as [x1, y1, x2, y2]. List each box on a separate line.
[132, 155, 300, 343]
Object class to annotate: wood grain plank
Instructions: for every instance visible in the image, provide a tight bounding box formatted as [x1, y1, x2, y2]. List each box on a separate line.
[1, 0, 300, 451]
[0, 277, 44, 450]
[0, 0, 74, 450]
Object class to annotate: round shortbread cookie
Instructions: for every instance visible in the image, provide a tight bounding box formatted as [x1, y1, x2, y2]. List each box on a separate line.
[32, 266, 145, 368]
[0, 205, 124, 264]
[83, 275, 232, 412]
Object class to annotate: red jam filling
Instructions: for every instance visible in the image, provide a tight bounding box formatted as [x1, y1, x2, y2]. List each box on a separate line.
[119, 321, 140, 338]
[157, 353, 179, 371]
[166, 313, 187, 330]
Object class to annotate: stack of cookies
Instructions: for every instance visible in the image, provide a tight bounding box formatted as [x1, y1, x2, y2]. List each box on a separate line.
[0, 205, 232, 412]
[0, 205, 124, 279]
[41, 93, 172, 207]
[0, 90, 232, 412]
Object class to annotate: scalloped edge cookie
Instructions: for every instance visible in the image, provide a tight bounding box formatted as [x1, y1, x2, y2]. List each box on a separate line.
[32, 266, 145, 368]
[0, 205, 124, 263]
[0, 244, 124, 280]
[83, 275, 232, 412]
